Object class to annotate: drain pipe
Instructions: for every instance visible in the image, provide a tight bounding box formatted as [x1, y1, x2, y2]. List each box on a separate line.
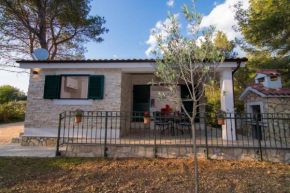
[232, 60, 241, 140]
[232, 60, 242, 110]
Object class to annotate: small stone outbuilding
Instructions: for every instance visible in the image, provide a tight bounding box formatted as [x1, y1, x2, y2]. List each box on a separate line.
[239, 69, 290, 143]
[239, 69, 290, 114]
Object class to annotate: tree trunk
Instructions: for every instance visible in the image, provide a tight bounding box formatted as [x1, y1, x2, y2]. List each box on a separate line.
[191, 102, 199, 193]
[36, 0, 48, 50]
[191, 119, 199, 192]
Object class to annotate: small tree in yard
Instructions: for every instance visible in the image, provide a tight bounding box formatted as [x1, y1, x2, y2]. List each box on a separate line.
[150, 2, 224, 192]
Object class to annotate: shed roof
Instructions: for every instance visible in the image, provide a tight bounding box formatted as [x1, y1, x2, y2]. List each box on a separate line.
[256, 69, 281, 76]
[239, 83, 290, 100]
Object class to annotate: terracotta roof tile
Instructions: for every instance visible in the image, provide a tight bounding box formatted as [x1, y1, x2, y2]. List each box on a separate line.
[256, 69, 281, 76]
[248, 83, 290, 96]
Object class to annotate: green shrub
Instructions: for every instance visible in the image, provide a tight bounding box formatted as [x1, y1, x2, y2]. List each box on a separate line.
[0, 101, 26, 124]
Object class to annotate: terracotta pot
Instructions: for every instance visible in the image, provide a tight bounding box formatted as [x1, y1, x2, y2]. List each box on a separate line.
[217, 118, 225, 125]
[75, 116, 82, 123]
[144, 117, 151, 124]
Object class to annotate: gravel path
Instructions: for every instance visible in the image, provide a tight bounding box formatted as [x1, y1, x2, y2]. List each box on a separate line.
[0, 122, 24, 145]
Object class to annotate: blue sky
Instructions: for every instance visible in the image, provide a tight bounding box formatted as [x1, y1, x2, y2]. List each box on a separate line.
[0, 0, 248, 92]
[86, 0, 217, 59]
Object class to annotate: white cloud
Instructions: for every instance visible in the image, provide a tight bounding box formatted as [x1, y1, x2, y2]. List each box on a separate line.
[166, 0, 174, 7]
[214, 1, 219, 6]
[113, 55, 117, 58]
[200, 0, 249, 56]
[145, 15, 178, 57]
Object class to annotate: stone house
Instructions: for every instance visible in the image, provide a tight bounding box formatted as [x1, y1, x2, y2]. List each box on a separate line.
[239, 69, 290, 142]
[239, 69, 290, 114]
[17, 58, 247, 145]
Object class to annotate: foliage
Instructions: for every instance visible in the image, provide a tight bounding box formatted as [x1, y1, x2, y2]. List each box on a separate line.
[0, 101, 26, 124]
[0, 0, 108, 70]
[0, 85, 27, 104]
[74, 109, 84, 117]
[213, 31, 237, 58]
[234, 0, 290, 56]
[143, 111, 151, 118]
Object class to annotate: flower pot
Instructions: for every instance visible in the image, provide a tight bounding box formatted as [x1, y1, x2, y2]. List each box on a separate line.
[75, 116, 82, 123]
[144, 117, 151, 124]
[217, 118, 225, 125]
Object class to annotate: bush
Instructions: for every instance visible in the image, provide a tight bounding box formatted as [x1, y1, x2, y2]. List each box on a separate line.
[0, 101, 26, 124]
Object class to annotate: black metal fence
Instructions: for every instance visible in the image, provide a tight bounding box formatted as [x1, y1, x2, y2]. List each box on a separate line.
[56, 111, 290, 157]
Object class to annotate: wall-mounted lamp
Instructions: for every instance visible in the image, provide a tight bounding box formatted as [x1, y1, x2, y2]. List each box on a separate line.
[32, 71, 38, 75]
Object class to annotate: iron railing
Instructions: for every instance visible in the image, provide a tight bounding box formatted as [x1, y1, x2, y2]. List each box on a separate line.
[56, 111, 290, 157]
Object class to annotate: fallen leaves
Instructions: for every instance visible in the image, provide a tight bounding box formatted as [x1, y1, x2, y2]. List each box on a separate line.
[0, 158, 289, 192]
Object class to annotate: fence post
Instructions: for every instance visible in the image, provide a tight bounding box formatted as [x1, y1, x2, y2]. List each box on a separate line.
[204, 113, 209, 159]
[104, 111, 108, 158]
[256, 114, 263, 161]
[55, 113, 62, 157]
[154, 112, 157, 158]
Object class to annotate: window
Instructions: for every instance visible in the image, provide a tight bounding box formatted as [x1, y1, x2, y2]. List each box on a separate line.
[258, 77, 265, 83]
[60, 76, 88, 99]
[270, 76, 278, 81]
[43, 75, 104, 100]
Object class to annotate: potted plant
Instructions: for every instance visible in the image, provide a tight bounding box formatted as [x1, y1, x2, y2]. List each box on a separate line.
[75, 109, 84, 123]
[143, 111, 151, 124]
[216, 110, 226, 125]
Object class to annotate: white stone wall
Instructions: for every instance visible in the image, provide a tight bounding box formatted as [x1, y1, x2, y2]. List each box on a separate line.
[242, 91, 290, 144]
[24, 68, 123, 132]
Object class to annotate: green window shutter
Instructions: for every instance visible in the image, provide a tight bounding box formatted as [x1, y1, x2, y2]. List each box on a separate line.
[88, 75, 104, 99]
[43, 75, 60, 99]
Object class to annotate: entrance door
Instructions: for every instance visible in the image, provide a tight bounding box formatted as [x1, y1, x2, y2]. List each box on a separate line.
[133, 85, 150, 113]
[180, 85, 199, 122]
[251, 105, 262, 140]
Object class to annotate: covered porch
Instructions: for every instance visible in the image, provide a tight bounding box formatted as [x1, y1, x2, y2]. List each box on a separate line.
[120, 60, 244, 141]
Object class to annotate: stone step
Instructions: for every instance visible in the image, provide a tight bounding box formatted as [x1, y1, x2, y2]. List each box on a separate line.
[11, 137, 22, 144]
[19, 132, 24, 137]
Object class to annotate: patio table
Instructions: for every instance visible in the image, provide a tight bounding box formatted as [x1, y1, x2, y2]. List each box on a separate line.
[158, 115, 186, 136]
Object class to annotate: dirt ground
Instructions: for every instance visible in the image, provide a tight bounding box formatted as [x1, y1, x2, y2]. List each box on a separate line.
[0, 157, 289, 193]
[0, 122, 24, 145]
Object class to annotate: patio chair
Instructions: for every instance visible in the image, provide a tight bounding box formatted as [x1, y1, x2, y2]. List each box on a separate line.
[177, 122, 192, 137]
[156, 121, 171, 134]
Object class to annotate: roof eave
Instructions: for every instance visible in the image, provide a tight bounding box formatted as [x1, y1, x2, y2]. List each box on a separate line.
[16, 58, 248, 64]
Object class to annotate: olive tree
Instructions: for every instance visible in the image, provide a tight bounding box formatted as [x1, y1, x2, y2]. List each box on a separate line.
[150, 3, 224, 192]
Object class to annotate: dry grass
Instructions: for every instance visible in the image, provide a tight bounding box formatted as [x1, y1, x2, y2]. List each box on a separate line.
[0, 157, 289, 192]
[0, 122, 24, 145]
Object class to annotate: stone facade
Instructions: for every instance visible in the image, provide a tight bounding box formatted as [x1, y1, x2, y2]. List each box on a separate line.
[62, 144, 290, 163]
[242, 91, 290, 144]
[25, 68, 123, 132]
[243, 92, 290, 114]
[22, 136, 57, 146]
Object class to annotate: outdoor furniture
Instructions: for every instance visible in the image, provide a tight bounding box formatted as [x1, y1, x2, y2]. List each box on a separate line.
[156, 121, 171, 134]
[160, 115, 186, 136]
[178, 122, 192, 137]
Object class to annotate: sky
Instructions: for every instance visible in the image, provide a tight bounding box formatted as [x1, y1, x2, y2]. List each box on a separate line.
[0, 0, 249, 93]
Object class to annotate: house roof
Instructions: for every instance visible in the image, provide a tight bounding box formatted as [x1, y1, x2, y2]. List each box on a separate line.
[256, 69, 281, 76]
[239, 83, 290, 100]
[16, 57, 248, 63]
